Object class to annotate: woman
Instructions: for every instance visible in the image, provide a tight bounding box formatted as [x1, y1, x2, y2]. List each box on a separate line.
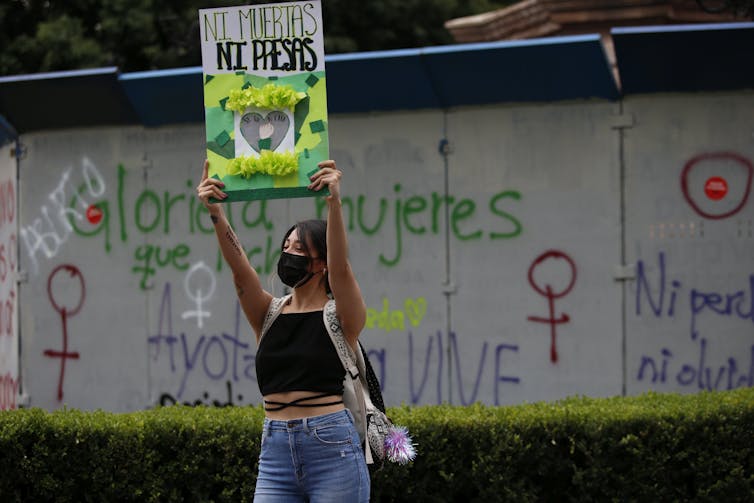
[196, 159, 370, 502]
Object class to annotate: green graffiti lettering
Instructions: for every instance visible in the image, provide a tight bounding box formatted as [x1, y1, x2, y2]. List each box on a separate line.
[195, 204, 214, 234]
[315, 196, 327, 219]
[117, 164, 128, 242]
[64, 162, 291, 289]
[133, 245, 157, 290]
[404, 297, 427, 326]
[365, 296, 427, 333]
[264, 234, 281, 275]
[69, 160, 525, 274]
[366, 297, 405, 332]
[312, 184, 523, 267]
[431, 192, 454, 234]
[225, 201, 236, 229]
[171, 244, 190, 270]
[315, 196, 355, 231]
[379, 184, 403, 267]
[135, 190, 161, 233]
[132, 242, 193, 290]
[241, 200, 273, 230]
[452, 199, 483, 241]
[489, 190, 522, 239]
[247, 245, 263, 271]
[163, 192, 185, 234]
[216, 247, 224, 272]
[356, 195, 387, 235]
[341, 197, 355, 231]
[215, 232, 279, 276]
[187, 180, 196, 234]
[403, 195, 427, 234]
[119, 165, 238, 239]
[69, 199, 111, 253]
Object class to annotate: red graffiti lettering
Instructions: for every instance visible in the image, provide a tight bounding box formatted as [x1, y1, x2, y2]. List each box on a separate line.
[0, 373, 19, 410]
[0, 179, 15, 229]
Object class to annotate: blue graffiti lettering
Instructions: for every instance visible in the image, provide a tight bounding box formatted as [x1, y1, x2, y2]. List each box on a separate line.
[495, 344, 520, 405]
[635, 252, 754, 340]
[406, 331, 520, 405]
[408, 331, 443, 405]
[366, 348, 386, 389]
[636, 340, 754, 390]
[178, 333, 205, 397]
[449, 331, 487, 406]
[147, 282, 256, 399]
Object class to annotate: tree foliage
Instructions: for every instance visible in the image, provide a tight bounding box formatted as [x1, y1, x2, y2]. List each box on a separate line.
[3, 0, 750, 77]
[0, 0, 513, 76]
[695, 0, 754, 16]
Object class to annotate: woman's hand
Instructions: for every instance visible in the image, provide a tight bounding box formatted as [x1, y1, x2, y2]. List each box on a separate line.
[196, 159, 227, 210]
[308, 160, 342, 202]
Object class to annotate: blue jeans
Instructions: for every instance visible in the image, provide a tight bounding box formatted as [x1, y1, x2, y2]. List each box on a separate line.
[253, 409, 370, 502]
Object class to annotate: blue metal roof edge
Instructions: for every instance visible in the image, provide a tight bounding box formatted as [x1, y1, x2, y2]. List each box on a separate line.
[119, 66, 202, 80]
[0, 66, 120, 83]
[423, 33, 604, 53]
[326, 33, 604, 61]
[612, 21, 754, 35]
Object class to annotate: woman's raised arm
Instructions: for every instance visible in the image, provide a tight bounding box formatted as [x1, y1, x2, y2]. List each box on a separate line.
[196, 160, 272, 340]
[308, 160, 366, 349]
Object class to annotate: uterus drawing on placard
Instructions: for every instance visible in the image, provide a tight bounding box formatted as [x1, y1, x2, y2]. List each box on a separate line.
[235, 108, 294, 158]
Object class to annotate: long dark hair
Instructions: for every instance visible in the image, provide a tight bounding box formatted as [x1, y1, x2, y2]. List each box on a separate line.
[281, 219, 330, 293]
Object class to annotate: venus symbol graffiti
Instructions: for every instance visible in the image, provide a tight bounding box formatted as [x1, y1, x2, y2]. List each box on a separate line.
[527, 250, 577, 363]
[44, 264, 85, 401]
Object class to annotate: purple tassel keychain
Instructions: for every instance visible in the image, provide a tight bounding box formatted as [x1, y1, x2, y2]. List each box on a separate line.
[384, 425, 417, 465]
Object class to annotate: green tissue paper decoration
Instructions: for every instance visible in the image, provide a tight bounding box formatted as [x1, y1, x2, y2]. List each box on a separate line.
[228, 150, 299, 178]
[226, 83, 306, 112]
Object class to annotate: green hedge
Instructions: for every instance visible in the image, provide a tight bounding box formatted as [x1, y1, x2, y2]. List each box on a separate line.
[0, 388, 752, 502]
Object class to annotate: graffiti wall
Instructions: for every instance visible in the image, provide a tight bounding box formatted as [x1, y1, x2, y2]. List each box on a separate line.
[16, 92, 754, 411]
[624, 93, 754, 394]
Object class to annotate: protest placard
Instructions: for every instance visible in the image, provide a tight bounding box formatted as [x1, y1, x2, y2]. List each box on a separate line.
[199, 1, 328, 201]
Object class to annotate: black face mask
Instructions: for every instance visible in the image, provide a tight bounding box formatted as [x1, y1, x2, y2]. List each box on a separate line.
[277, 252, 315, 288]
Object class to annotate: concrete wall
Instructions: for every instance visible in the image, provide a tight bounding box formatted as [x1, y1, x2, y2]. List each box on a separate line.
[624, 93, 754, 394]
[15, 91, 754, 411]
[0, 143, 18, 410]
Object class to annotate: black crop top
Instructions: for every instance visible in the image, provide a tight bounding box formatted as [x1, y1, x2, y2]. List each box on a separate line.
[255, 311, 345, 396]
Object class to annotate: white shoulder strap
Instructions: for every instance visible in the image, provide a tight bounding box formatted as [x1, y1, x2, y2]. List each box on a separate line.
[323, 300, 360, 378]
[322, 300, 376, 464]
[260, 295, 291, 342]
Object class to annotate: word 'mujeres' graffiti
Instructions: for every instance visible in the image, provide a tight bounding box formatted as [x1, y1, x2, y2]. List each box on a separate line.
[316, 185, 523, 266]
